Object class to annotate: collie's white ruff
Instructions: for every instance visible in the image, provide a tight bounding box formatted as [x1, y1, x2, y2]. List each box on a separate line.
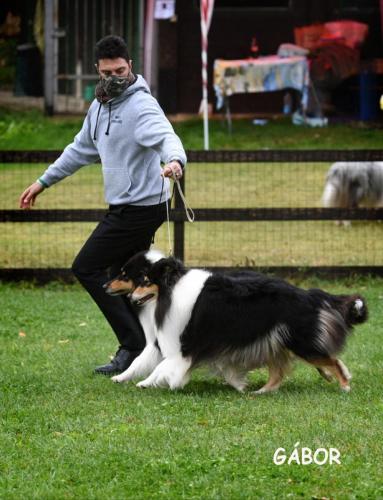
[112, 268, 211, 389]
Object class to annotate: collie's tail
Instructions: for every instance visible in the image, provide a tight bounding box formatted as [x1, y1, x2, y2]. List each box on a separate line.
[343, 295, 368, 326]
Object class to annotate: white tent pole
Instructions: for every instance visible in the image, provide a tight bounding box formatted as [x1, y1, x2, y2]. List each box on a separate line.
[202, 43, 209, 150]
[200, 0, 214, 151]
[144, 0, 155, 87]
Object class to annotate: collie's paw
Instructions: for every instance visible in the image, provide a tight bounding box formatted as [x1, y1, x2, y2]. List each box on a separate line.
[111, 375, 124, 383]
[231, 382, 247, 393]
[252, 386, 279, 395]
[136, 380, 150, 389]
[341, 384, 351, 393]
[252, 388, 268, 395]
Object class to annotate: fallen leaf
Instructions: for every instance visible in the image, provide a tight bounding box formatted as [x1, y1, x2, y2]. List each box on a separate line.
[79, 322, 87, 327]
[58, 339, 70, 344]
[18, 331, 26, 337]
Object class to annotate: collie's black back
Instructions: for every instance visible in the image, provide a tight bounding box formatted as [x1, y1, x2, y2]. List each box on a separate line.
[182, 272, 367, 364]
[147, 258, 368, 367]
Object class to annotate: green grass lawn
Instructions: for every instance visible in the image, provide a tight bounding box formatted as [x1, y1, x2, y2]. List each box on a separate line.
[1, 161, 383, 268]
[0, 107, 383, 150]
[1, 110, 383, 498]
[1, 277, 383, 499]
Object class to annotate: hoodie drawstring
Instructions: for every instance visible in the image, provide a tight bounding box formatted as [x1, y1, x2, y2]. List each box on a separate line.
[93, 101, 112, 140]
[93, 102, 102, 140]
[105, 102, 112, 136]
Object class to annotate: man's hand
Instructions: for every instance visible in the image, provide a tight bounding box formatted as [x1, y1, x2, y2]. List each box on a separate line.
[162, 161, 183, 180]
[19, 182, 45, 209]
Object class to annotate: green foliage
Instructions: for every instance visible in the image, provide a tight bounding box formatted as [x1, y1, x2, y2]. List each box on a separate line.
[0, 108, 383, 150]
[0, 109, 83, 150]
[1, 278, 382, 498]
[173, 116, 383, 150]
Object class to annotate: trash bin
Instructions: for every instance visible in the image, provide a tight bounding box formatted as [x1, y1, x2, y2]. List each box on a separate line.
[359, 69, 378, 121]
[14, 43, 43, 97]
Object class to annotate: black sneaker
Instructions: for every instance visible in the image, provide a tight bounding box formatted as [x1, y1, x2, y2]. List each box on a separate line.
[94, 346, 142, 375]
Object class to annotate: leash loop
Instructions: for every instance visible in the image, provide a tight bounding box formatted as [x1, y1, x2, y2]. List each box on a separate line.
[173, 178, 195, 223]
[160, 167, 195, 257]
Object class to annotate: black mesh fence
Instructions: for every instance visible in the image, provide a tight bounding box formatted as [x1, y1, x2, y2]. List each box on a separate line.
[1, 150, 383, 281]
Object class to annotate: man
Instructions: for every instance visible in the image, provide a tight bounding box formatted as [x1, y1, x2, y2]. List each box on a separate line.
[19, 35, 186, 375]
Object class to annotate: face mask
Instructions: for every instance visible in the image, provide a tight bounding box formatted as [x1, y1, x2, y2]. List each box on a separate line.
[95, 75, 131, 103]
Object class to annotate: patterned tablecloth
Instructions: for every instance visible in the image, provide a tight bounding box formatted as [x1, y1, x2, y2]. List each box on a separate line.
[213, 56, 310, 110]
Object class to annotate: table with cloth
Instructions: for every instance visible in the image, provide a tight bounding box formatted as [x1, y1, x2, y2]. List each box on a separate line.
[213, 56, 310, 128]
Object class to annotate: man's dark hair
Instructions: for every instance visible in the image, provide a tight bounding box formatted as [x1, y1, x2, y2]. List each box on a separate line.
[95, 35, 130, 63]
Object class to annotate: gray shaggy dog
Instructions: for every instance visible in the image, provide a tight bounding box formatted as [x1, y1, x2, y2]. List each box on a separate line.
[323, 162, 383, 209]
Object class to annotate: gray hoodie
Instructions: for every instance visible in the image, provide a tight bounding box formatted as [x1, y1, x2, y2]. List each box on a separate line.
[39, 75, 187, 206]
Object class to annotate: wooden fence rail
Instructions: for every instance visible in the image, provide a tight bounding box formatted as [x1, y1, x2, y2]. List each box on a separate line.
[1, 149, 383, 281]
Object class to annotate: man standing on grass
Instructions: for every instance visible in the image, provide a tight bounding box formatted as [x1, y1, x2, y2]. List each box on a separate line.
[19, 35, 186, 375]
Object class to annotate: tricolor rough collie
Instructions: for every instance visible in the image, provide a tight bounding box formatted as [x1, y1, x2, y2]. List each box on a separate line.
[106, 253, 367, 394]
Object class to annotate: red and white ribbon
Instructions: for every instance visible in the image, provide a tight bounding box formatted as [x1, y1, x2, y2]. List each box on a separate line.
[200, 0, 215, 150]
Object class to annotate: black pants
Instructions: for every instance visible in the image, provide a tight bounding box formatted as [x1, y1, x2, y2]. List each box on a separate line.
[72, 203, 166, 350]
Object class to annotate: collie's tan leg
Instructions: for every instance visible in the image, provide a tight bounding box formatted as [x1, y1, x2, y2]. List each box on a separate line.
[308, 357, 351, 392]
[337, 359, 352, 381]
[253, 364, 285, 395]
[316, 367, 333, 382]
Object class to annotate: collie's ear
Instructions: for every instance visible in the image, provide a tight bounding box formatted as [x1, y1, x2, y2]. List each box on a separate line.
[150, 256, 185, 280]
[163, 257, 184, 274]
[154, 257, 172, 271]
[161, 258, 177, 277]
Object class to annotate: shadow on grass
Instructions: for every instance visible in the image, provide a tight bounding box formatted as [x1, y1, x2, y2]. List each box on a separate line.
[164, 375, 345, 399]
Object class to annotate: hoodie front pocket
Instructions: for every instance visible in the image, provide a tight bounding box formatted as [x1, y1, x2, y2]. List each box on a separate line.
[102, 166, 132, 202]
